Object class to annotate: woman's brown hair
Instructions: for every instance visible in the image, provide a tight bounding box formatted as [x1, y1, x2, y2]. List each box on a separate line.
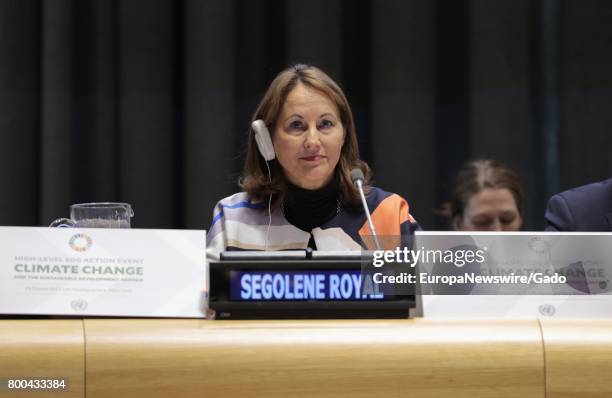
[240, 64, 371, 206]
[442, 159, 524, 224]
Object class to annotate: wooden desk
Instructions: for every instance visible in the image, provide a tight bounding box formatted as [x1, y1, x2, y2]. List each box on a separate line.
[540, 319, 612, 398]
[0, 320, 84, 398]
[1, 319, 611, 397]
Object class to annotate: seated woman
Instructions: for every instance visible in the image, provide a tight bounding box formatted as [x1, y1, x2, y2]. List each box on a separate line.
[441, 159, 524, 231]
[207, 64, 419, 254]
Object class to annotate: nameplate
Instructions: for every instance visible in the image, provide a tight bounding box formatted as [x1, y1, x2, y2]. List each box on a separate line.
[0, 227, 207, 318]
[231, 270, 385, 301]
[209, 252, 414, 319]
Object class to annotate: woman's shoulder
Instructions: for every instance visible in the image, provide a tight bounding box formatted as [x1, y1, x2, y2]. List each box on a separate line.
[367, 186, 409, 207]
[210, 192, 267, 229]
[214, 192, 266, 209]
[366, 186, 418, 225]
[208, 192, 272, 242]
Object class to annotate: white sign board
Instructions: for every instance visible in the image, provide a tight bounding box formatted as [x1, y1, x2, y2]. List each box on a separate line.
[0, 227, 207, 318]
[416, 231, 612, 319]
[421, 295, 612, 319]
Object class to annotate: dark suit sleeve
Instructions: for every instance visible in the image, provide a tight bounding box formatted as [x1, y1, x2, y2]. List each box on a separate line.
[544, 194, 574, 231]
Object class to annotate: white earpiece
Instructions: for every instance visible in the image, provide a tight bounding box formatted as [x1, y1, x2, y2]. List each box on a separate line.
[252, 120, 276, 161]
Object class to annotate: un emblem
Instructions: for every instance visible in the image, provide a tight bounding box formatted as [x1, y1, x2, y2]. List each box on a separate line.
[71, 299, 89, 311]
[539, 304, 556, 317]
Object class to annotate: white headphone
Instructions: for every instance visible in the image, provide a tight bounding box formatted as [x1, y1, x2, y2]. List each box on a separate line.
[252, 120, 276, 161]
[252, 120, 275, 250]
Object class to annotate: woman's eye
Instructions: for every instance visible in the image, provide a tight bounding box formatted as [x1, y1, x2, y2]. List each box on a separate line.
[288, 120, 304, 131]
[319, 119, 334, 129]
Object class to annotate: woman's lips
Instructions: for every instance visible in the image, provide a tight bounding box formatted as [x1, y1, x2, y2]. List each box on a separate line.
[300, 155, 326, 162]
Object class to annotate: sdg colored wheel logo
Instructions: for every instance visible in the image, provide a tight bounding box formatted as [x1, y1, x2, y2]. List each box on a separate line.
[69, 233, 93, 252]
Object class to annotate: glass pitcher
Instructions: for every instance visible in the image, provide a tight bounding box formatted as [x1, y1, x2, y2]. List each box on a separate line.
[49, 202, 134, 228]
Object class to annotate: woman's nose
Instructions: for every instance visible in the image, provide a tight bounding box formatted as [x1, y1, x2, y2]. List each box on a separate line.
[491, 218, 503, 231]
[304, 128, 321, 151]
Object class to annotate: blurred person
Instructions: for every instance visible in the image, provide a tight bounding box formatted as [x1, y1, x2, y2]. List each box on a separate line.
[206, 64, 419, 254]
[440, 159, 524, 231]
[545, 178, 612, 231]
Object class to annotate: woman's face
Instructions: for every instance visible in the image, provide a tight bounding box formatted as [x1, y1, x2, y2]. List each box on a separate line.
[273, 83, 345, 190]
[454, 188, 522, 231]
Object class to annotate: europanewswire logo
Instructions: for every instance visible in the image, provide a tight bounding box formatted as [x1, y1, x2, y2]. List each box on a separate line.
[69, 233, 93, 252]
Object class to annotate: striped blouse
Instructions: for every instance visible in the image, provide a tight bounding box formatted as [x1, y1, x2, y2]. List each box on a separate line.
[206, 187, 419, 256]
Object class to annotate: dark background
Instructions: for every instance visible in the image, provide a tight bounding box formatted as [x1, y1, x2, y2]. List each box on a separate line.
[0, 0, 610, 231]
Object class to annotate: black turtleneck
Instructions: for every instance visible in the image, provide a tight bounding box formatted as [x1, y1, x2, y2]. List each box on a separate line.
[283, 177, 340, 233]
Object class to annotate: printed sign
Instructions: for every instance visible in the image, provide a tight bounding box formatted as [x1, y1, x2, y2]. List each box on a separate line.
[415, 231, 612, 318]
[0, 227, 207, 318]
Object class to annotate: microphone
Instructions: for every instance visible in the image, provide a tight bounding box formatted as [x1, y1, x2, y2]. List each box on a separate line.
[350, 169, 381, 251]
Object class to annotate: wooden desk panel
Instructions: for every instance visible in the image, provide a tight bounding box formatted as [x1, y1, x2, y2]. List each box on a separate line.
[7, 318, 612, 397]
[0, 320, 84, 398]
[84, 319, 544, 398]
[540, 319, 612, 398]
